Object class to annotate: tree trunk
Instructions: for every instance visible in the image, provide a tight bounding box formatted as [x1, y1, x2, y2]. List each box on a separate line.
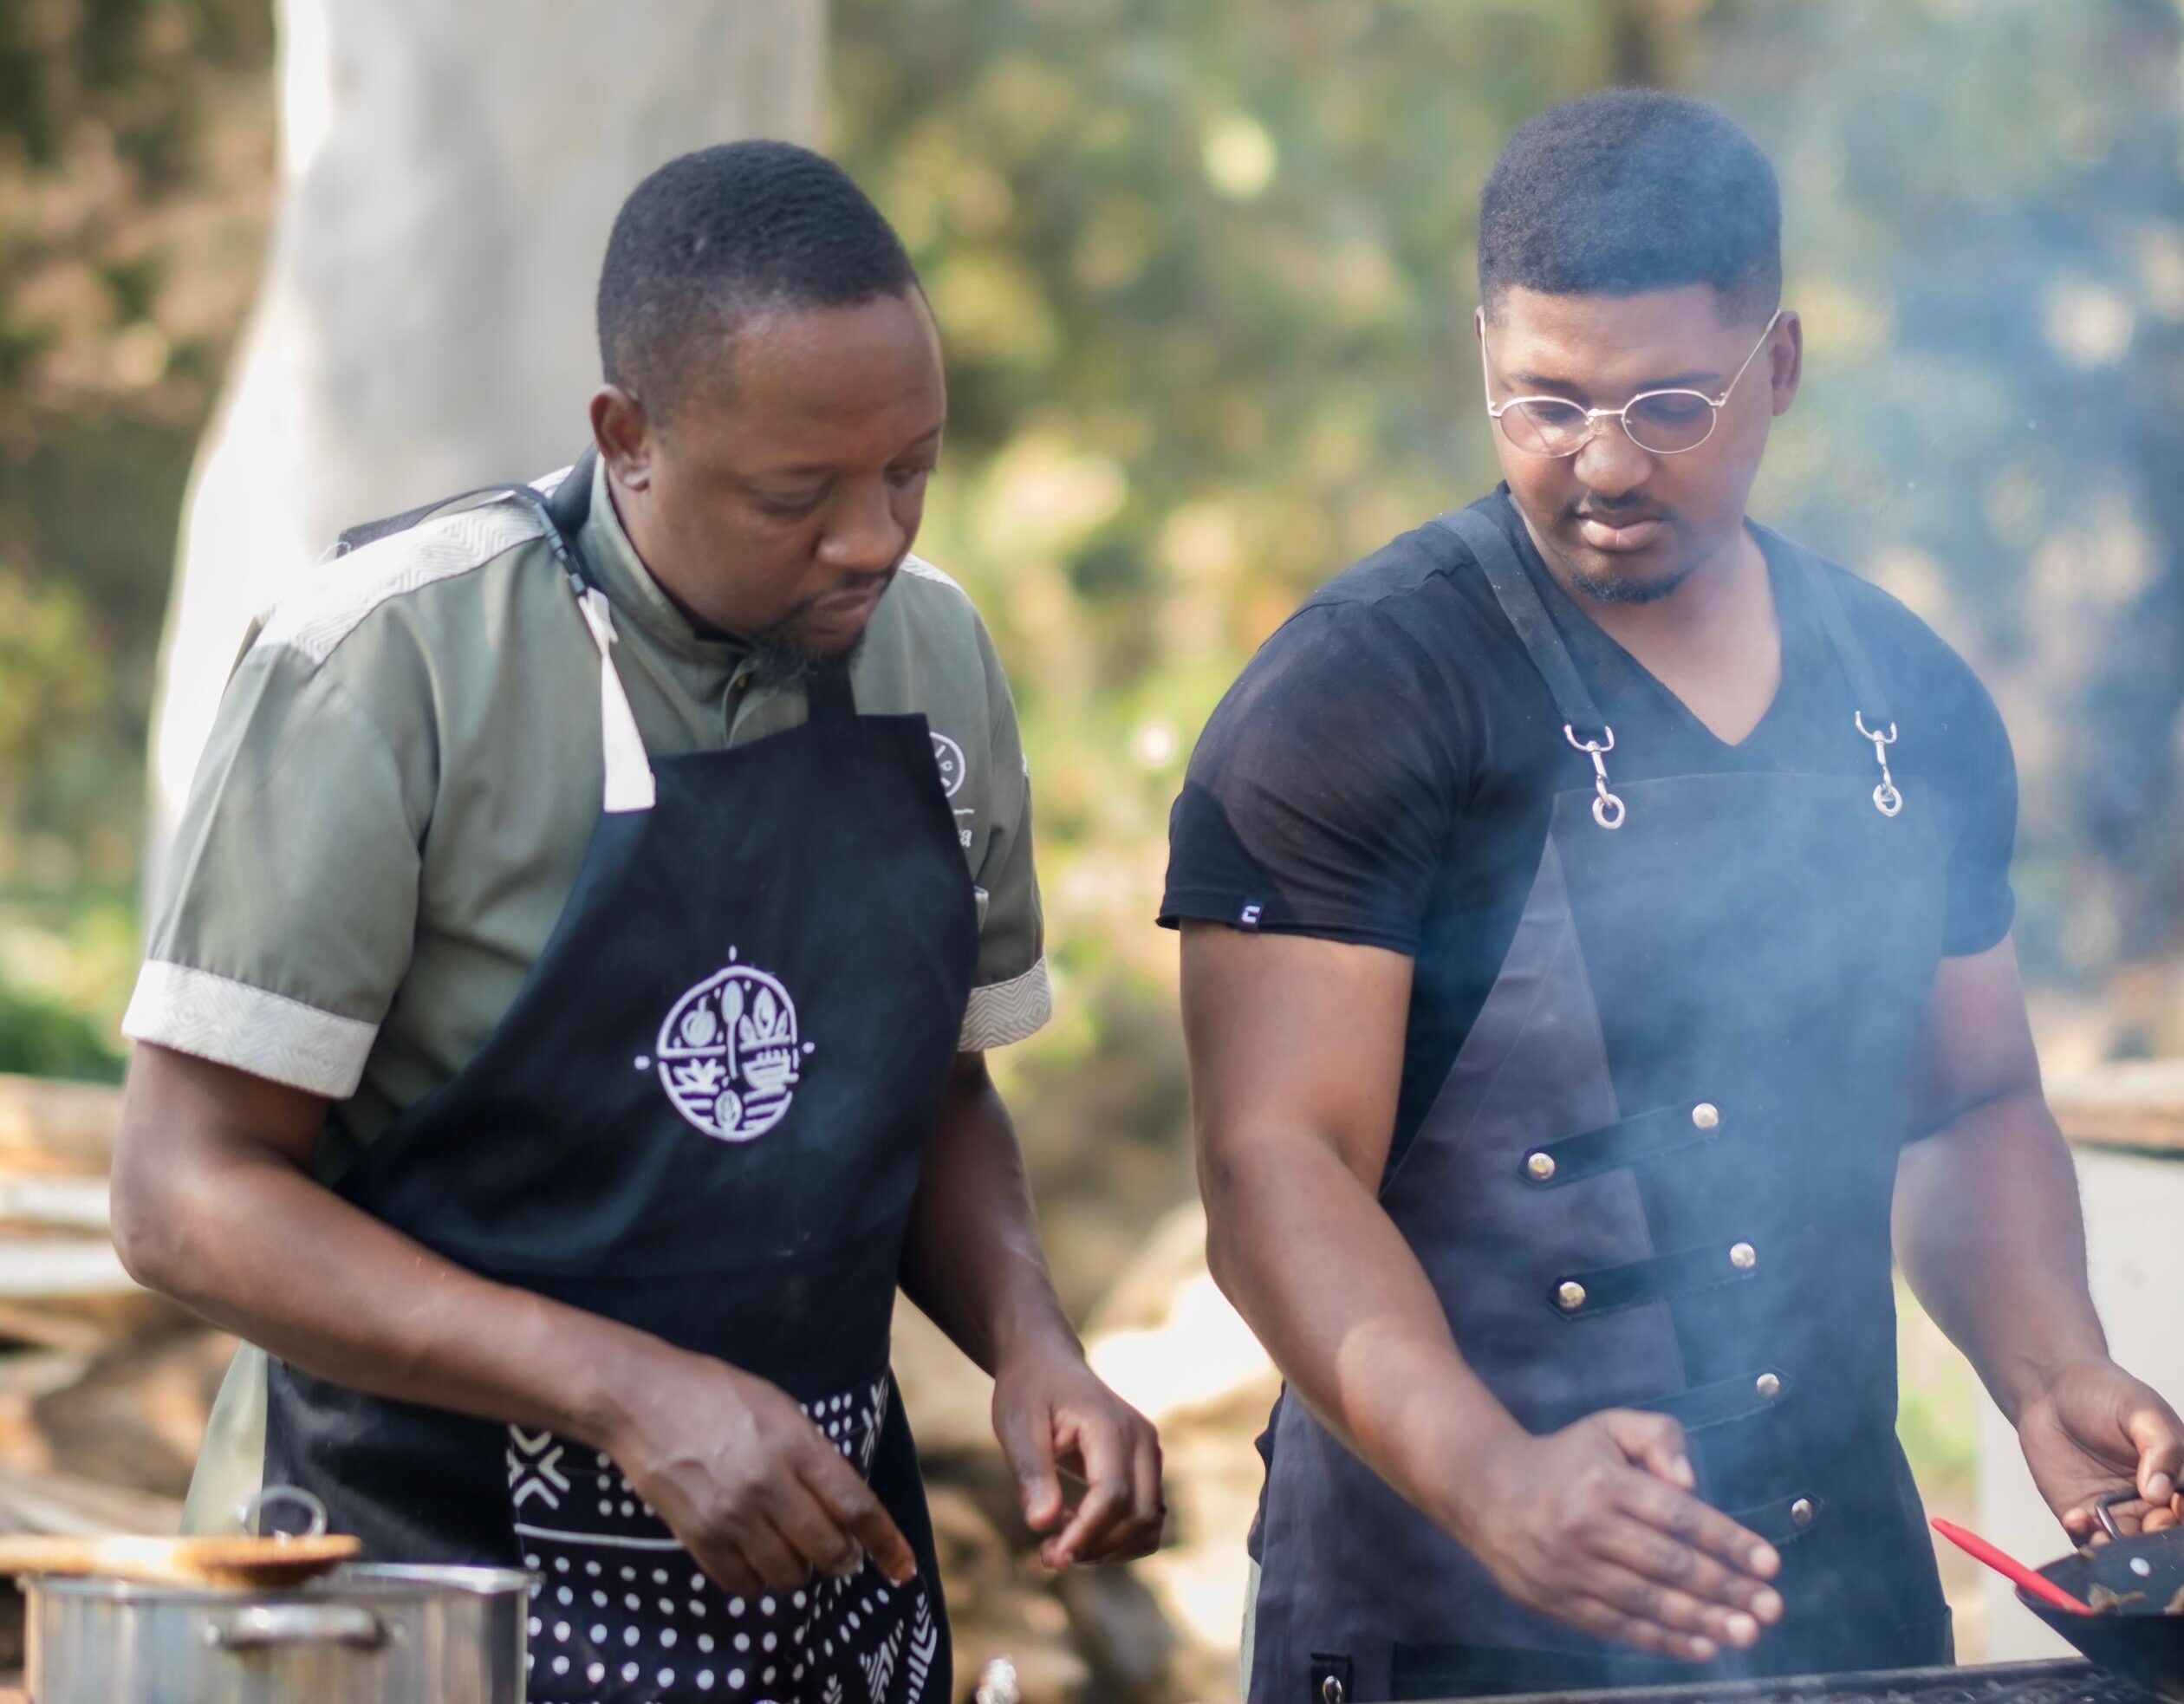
[144, 0, 826, 902]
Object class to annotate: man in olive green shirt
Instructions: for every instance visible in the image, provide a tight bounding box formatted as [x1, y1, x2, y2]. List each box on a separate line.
[139, 446, 1051, 1531]
[113, 141, 1159, 1704]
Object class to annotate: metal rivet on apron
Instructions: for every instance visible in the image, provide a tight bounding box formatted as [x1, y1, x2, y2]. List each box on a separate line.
[1692, 1102, 1720, 1131]
[1322, 1677, 1347, 1704]
[1730, 1241, 1758, 1271]
[1556, 1279, 1587, 1311]
[1791, 1497, 1815, 1528]
[1756, 1371, 1783, 1401]
[1524, 1151, 1557, 1181]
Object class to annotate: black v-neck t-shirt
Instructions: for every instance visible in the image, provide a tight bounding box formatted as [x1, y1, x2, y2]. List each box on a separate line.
[1160, 488, 2017, 1168]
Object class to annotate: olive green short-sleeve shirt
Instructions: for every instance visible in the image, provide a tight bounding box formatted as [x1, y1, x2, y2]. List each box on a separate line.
[124, 457, 1050, 1527]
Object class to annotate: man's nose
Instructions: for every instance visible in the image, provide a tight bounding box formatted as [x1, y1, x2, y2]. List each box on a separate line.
[1572, 419, 1653, 501]
[817, 478, 907, 572]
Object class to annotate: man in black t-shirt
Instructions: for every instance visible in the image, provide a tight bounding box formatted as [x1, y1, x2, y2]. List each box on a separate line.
[1165, 91, 2183, 1701]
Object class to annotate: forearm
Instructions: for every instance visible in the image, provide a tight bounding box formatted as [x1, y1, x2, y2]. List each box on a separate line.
[897, 1052, 1077, 1376]
[114, 1068, 668, 1453]
[1894, 1089, 2106, 1421]
[1200, 1125, 1527, 1536]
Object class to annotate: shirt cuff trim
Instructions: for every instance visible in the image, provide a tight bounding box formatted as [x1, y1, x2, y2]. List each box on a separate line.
[123, 961, 377, 1099]
[959, 958, 1052, 1051]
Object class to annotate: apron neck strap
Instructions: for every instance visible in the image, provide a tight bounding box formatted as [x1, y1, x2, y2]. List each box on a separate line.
[547, 446, 598, 568]
[1757, 524, 1896, 728]
[805, 660, 856, 724]
[1432, 507, 1610, 743]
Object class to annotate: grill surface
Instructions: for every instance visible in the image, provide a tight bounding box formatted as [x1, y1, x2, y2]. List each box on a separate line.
[1479, 1658, 2150, 1704]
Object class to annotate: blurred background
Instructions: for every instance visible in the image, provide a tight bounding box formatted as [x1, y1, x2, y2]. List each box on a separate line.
[3, 0, 2184, 1695]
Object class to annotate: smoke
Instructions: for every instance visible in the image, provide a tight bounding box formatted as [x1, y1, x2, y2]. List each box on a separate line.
[1697, 0, 2184, 1008]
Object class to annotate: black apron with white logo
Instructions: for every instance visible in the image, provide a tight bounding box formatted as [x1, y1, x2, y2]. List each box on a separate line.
[265, 467, 976, 1704]
[1248, 504, 1952, 1701]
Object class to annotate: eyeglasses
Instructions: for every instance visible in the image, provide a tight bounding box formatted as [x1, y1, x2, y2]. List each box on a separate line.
[1481, 309, 1783, 458]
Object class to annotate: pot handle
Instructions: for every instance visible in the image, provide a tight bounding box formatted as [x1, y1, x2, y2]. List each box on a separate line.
[207, 1603, 389, 1652]
[2097, 1488, 2135, 1543]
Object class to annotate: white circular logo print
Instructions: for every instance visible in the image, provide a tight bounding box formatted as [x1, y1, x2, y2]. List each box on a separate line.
[932, 732, 967, 798]
[648, 949, 814, 1142]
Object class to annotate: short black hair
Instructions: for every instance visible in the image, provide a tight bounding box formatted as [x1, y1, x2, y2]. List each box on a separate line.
[1478, 90, 1781, 322]
[596, 140, 919, 415]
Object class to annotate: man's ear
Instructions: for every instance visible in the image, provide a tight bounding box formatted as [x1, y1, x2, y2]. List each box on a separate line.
[591, 385, 654, 491]
[1770, 311, 1804, 417]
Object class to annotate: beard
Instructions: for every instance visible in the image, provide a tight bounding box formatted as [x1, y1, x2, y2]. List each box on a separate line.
[1563, 553, 1700, 605]
[743, 618, 869, 686]
[739, 569, 897, 685]
[1549, 502, 1699, 606]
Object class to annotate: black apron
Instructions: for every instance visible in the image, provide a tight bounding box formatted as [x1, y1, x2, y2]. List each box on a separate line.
[1248, 503, 1952, 1702]
[265, 465, 976, 1704]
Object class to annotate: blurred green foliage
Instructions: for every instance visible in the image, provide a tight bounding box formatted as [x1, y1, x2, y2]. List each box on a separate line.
[0, 0, 271, 1079]
[5, 0, 2184, 1151]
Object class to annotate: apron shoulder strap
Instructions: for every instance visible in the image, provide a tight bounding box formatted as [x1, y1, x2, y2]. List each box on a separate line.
[1761, 524, 1908, 817]
[1757, 524, 1896, 728]
[1430, 506, 1610, 741]
[329, 447, 597, 574]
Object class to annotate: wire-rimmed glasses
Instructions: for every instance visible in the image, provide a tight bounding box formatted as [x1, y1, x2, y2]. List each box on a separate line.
[1482, 309, 1783, 457]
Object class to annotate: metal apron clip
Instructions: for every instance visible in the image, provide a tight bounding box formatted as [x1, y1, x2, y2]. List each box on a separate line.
[1856, 712, 1902, 817]
[1564, 724, 1625, 829]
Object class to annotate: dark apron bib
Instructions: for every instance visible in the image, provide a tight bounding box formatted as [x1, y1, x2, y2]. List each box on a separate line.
[1249, 504, 1951, 1702]
[265, 465, 975, 1704]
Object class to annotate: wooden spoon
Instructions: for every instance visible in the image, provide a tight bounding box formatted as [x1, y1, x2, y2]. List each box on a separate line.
[0, 1531, 361, 1587]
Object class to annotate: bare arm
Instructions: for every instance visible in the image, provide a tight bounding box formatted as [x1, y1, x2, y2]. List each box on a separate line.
[1894, 938, 2181, 1532]
[114, 1044, 648, 1440]
[113, 1042, 917, 1584]
[897, 1052, 1162, 1565]
[1182, 922, 1780, 1662]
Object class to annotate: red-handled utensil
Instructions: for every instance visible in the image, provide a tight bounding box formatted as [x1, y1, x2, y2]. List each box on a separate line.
[1932, 1516, 2094, 1616]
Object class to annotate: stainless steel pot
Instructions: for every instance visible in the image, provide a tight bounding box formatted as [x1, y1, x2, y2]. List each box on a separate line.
[24, 1562, 530, 1703]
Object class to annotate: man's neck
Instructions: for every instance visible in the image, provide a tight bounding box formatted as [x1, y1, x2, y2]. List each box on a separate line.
[603, 477, 748, 647]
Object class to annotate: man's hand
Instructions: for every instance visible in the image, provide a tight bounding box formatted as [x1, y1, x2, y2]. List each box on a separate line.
[991, 1337, 1164, 1569]
[1444, 1410, 1784, 1664]
[612, 1347, 919, 1594]
[2016, 1358, 2184, 1539]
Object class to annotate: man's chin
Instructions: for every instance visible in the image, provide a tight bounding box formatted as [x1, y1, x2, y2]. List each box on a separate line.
[746, 621, 868, 686]
[1556, 530, 1695, 607]
[1566, 557, 1693, 606]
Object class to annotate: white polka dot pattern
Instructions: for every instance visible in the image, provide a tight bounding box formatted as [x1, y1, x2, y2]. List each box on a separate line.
[510, 1375, 936, 1703]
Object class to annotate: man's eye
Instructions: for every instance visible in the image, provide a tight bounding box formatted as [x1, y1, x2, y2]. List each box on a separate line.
[887, 464, 936, 490]
[753, 488, 826, 517]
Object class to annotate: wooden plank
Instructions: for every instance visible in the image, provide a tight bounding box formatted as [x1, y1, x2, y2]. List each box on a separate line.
[0, 1242, 139, 1301]
[0, 1076, 120, 1176]
[2048, 1060, 2184, 1156]
[0, 1179, 107, 1234]
[0, 1461, 184, 1538]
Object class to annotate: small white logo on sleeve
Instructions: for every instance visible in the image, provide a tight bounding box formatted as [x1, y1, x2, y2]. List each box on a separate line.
[931, 732, 967, 798]
[647, 948, 814, 1141]
[1239, 902, 1263, 927]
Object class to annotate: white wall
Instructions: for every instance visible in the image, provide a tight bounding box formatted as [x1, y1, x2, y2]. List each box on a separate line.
[1975, 1146, 2184, 1661]
[144, 0, 827, 904]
